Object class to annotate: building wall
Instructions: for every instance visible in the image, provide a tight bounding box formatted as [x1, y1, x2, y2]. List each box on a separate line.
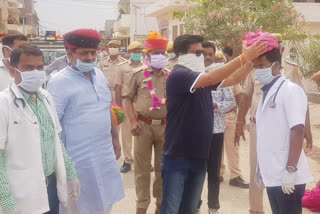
[0, 0, 9, 33]
[105, 20, 115, 40]
[130, 0, 158, 42]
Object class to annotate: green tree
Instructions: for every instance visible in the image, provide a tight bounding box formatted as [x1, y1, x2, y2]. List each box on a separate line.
[296, 35, 320, 78]
[173, 0, 305, 55]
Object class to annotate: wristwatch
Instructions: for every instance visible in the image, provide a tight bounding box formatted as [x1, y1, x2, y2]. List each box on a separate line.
[286, 166, 297, 174]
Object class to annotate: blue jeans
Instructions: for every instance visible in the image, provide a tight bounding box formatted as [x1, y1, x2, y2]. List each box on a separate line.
[266, 184, 306, 214]
[43, 173, 59, 214]
[159, 156, 207, 214]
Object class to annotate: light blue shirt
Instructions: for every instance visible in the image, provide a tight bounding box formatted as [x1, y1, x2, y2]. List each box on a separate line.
[47, 66, 124, 213]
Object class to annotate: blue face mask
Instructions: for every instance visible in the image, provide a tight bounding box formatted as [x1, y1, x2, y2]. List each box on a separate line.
[76, 59, 96, 73]
[255, 63, 276, 85]
[130, 53, 142, 62]
[167, 52, 176, 59]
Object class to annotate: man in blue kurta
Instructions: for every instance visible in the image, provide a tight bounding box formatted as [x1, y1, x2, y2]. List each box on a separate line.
[47, 29, 124, 214]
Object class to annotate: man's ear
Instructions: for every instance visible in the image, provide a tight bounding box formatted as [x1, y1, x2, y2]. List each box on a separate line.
[8, 64, 16, 77]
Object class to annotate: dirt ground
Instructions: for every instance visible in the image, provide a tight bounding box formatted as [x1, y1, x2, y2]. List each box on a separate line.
[113, 103, 320, 214]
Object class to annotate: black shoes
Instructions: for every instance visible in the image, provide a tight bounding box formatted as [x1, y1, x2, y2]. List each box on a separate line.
[229, 176, 249, 189]
[120, 162, 131, 173]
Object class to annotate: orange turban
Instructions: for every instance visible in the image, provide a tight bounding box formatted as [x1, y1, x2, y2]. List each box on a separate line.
[144, 31, 168, 51]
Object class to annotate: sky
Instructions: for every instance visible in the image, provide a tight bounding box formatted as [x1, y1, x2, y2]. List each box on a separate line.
[35, 0, 119, 35]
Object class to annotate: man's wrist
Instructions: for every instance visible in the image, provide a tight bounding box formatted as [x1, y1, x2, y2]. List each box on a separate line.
[286, 166, 297, 174]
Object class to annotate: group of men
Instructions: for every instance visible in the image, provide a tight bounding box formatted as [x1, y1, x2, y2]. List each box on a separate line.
[0, 28, 315, 214]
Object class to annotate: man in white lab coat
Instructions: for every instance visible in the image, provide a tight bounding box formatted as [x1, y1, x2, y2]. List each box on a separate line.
[0, 44, 80, 214]
[249, 32, 313, 214]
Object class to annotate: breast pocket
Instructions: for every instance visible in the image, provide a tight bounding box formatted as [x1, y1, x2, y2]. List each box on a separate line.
[141, 83, 151, 98]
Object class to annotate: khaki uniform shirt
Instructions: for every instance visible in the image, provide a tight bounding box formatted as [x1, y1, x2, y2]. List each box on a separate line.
[166, 58, 178, 71]
[242, 71, 264, 118]
[123, 68, 167, 119]
[114, 60, 144, 96]
[98, 56, 127, 89]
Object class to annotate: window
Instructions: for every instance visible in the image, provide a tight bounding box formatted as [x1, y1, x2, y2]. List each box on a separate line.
[172, 25, 178, 41]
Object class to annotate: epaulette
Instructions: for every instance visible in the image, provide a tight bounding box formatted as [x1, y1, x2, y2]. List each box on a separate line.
[164, 68, 170, 73]
[117, 57, 130, 66]
[99, 56, 109, 61]
[133, 65, 148, 74]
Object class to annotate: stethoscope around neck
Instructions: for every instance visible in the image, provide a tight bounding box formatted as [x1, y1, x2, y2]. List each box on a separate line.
[10, 87, 26, 108]
[268, 80, 286, 109]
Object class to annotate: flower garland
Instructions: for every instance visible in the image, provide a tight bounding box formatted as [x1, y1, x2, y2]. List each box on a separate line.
[143, 62, 169, 111]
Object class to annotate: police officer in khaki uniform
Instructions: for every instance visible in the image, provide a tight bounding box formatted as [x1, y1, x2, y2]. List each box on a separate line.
[165, 41, 178, 71]
[123, 32, 168, 214]
[114, 41, 143, 173]
[98, 40, 127, 101]
[219, 48, 249, 188]
[235, 34, 312, 214]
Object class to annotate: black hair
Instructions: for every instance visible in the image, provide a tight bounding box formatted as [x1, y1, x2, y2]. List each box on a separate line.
[173, 34, 204, 56]
[2, 34, 27, 47]
[222, 47, 233, 57]
[202, 42, 216, 54]
[261, 48, 282, 65]
[10, 44, 43, 67]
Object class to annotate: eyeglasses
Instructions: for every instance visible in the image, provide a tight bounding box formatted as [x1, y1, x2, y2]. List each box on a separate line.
[254, 63, 274, 70]
[188, 50, 205, 57]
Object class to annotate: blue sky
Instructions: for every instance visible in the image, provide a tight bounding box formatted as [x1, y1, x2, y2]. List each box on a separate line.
[35, 0, 119, 34]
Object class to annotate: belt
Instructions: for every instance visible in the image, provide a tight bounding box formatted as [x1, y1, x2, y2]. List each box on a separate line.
[138, 114, 166, 126]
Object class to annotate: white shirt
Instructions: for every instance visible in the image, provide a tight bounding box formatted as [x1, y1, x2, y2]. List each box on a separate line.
[0, 83, 68, 213]
[256, 76, 313, 187]
[0, 59, 11, 92]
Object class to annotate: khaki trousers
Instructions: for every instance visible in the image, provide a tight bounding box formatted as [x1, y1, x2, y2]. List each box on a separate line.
[220, 112, 242, 179]
[134, 120, 165, 209]
[249, 122, 264, 214]
[121, 101, 134, 165]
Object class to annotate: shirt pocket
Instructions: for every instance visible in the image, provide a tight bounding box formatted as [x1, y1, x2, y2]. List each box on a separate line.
[140, 83, 151, 98]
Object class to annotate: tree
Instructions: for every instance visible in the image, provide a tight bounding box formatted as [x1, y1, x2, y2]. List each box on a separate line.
[173, 0, 305, 55]
[296, 35, 320, 78]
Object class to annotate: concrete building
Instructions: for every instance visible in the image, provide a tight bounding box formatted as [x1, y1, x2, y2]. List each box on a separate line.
[113, 0, 158, 48]
[0, 0, 38, 36]
[145, 0, 186, 41]
[293, 0, 320, 34]
[19, 0, 39, 37]
[104, 19, 115, 41]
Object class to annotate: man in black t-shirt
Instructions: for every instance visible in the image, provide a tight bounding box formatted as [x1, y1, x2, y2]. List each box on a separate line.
[160, 35, 267, 214]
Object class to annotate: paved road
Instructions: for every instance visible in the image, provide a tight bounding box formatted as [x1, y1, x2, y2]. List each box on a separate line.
[113, 129, 320, 214]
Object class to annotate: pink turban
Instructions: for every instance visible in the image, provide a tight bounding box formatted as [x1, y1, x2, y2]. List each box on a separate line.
[244, 30, 279, 51]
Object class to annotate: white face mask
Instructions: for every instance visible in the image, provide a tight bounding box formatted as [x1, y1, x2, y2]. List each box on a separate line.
[109, 48, 119, 56]
[2, 45, 13, 62]
[178, 54, 205, 73]
[255, 62, 277, 85]
[15, 68, 46, 92]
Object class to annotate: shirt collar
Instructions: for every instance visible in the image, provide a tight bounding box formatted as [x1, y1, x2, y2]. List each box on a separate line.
[19, 87, 45, 103]
[261, 75, 282, 93]
[147, 68, 165, 76]
[68, 65, 96, 78]
[107, 57, 120, 63]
